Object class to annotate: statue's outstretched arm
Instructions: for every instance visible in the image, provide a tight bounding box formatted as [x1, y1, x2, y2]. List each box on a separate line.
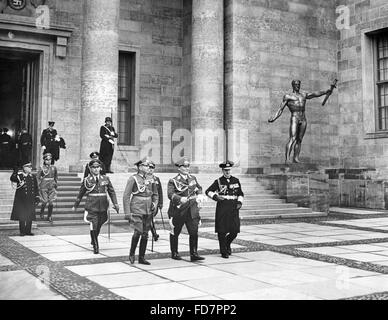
[268, 97, 288, 123]
[306, 88, 331, 99]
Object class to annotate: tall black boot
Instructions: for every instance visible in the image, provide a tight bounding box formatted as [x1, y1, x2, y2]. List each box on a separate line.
[190, 234, 205, 261]
[25, 221, 33, 236]
[90, 230, 99, 254]
[218, 233, 228, 258]
[138, 235, 150, 265]
[40, 204, 46, 220]
[19, 221, 25, 236]
[170, 234, 181, 260]
[129, 233, 140, 264]
[47, 204, 53, 222]
[226, 233, 237, 255]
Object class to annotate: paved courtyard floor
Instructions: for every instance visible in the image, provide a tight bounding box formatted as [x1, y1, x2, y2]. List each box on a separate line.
[2, 214, 388, 300]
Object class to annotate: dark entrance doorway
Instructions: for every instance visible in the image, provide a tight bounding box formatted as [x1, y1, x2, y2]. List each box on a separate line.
[0, 48, 40, 169]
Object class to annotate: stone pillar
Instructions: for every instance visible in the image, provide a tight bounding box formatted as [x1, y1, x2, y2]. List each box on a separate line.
[79, 0, 119, 166]
[191, 0, 224, 167]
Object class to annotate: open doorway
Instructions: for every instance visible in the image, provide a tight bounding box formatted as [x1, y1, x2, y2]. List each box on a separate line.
[0, 48, 40, 169]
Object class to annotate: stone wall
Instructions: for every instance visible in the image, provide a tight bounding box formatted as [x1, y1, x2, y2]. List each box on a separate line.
[225, 0, 340, 169]
[337, 0, 388, 176]
[120, 0, 184, 159]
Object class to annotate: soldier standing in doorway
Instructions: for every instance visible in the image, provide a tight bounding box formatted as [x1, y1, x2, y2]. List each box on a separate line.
[167, 157, 205, 262]
[10, 161, 40, 236]
[99, 117, 118, 174]
[0, 128, 12, 168]
[205, 160, 244, 258]
[16, 128, 33, 167]
[37, 153, 58, 222]
[72, 159, 120, 254]
[123, 158, 159, 265]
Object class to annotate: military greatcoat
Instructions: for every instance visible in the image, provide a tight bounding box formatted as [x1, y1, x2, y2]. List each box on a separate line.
[10, 171, 39, 222]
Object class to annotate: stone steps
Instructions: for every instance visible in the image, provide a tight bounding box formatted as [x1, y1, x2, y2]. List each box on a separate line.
[0, 171, 320, 229]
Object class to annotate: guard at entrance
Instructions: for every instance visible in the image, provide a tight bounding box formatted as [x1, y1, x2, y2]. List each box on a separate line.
[83, 151, 106, 178]
[16, 128, 33, 167]
[147, 161, 163, 242]
[40, 121, 60, 164]
[167, 157, 205, 262]
[37, 153, 58, 222]
[72, 159, 120, 254]
[10, 162, 40, 236]
[99, 117, 118, 174]
[123, 158, 159, 265]
[0, 128, 12, 168]
[205, 160, 244, 258]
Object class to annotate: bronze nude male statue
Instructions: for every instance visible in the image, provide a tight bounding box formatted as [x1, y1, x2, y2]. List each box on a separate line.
[268, 79, 336, 163]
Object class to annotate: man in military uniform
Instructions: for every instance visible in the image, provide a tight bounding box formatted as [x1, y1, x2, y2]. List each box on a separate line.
[37, 153, 58, 222]
[147, 161, 163, 241]
[83, 151, 106, 178]
[72, 159, 120, 254]
[16, 128, 32, 166]
[0, 128, 12, 168]
[123, 158, 159, 265]
[205, 160, 244, 258]
[40, 121, 60, 165]
[167, 157, 205, 262]
[10, 161, 40, 236]
[99, 117, 118, 173]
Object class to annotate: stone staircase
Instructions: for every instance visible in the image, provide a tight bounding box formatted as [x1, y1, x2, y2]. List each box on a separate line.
[0, 171, 326, 229]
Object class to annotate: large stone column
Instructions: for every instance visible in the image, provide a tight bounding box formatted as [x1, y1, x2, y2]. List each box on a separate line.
[80, 0, 119, 165]
[191, 0, 224, 166]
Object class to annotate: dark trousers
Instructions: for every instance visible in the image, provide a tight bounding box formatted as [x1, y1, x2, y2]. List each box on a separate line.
[19, 221, 32, 235]
[170, 211, 199, 255]
[218, 232, 238, 254]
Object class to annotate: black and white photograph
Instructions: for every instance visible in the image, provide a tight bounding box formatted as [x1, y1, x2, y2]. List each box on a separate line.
[1, 0, 388, 309]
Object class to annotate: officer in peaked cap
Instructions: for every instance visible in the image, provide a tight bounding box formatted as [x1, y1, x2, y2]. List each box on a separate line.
[73, 158, 119, 254]
[167, 157, 205, 262]
[123, 157, 158, 265]
[83, 151, 106, 178]
[37, 152, 58, 222]
[40, 121, 60, 165]
[10, 160, 39, 236]
[99, 116, 118, 173]
[205, 160, 244, 258]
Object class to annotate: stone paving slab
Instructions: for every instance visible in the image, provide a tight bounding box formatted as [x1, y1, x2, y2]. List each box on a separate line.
[0, 270, 66, 300]
[0, 253, 14, 266]
[6, 219, 388, 300]
[330, 207, 387, 216]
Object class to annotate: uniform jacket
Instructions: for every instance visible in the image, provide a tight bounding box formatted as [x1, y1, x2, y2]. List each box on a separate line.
[123, 173, 158, 218]
[205, 175, 244, 233]
[167, 174, 202, 219]
[10, 172, 39, 221]
[37, 165, 58, 190]
[17, 133, 32, 149]
[0, 133, 11, 150]
[74, 174, 118, 213]
[40, 128, 57, 148]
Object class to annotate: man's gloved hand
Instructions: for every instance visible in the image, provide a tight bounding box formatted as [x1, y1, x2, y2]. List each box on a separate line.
[34, 197, 40, 206]
[180, 197, 188, 204]
[236, 201, 242, 210]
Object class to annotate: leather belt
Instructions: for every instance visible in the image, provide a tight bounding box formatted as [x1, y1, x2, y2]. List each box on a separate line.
[88, 193, 107, 197]
[221, 195, 238, 200]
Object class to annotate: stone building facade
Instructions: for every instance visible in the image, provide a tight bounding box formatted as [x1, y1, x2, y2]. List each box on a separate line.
[0, 0, 386, 180]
